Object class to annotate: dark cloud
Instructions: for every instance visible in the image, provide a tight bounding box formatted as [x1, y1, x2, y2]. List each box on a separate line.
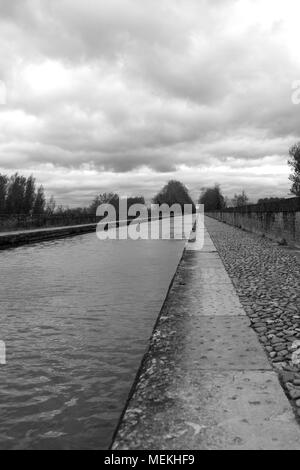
[0, 0, 300, 204]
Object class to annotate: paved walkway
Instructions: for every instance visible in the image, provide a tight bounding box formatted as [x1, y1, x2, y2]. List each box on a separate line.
[112, 216, 300, 450]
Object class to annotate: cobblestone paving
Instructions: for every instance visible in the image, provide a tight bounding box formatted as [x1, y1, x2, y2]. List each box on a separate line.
[205, 216, 300, 418]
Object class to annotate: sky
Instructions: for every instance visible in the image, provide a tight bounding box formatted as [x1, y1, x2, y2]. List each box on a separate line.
[0, 0, 300, 206]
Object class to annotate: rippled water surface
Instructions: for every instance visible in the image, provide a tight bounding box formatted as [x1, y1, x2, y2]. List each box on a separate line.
[0, 229, 185, 449]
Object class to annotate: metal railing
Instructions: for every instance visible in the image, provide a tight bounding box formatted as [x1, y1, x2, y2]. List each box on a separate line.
[218, 197, 300, 213]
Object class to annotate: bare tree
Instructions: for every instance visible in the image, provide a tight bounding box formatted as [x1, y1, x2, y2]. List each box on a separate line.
[232, 190, 249, 208]
[288, 142, 300, 196]
[46, 195, 57, 215]
[24, 175, 36, 215]
[0, 174, 8, 213]
[199, 184, 226, 211]
[33, 185, 46, 215]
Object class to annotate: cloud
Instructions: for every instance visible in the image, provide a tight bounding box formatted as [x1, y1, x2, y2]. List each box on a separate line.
[0, 0, 300, 204]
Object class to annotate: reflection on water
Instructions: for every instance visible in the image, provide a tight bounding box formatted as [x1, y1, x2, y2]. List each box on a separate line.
[0, 225, 186, 449]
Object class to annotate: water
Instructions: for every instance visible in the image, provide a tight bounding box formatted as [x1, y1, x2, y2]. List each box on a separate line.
[0, 224, 186, 449]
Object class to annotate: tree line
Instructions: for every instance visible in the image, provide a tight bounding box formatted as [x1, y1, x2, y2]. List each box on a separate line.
[88, 141, 300, 213]
[0, 173, 46, 215]
[1, 141, 300, 221]
[198, 185, 250, 210]
[198, 141, 300, 210]
[198, 186, 291, 211]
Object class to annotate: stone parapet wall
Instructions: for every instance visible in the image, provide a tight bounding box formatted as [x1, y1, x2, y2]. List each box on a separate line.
[207, 209, 300, 248]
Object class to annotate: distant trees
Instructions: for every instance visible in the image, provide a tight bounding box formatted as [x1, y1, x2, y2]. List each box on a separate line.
[127, 196, 145, 206]
[45, 195, 56, 216]
[33, 185, 46, 215]
[257, 197, 286, 204]
[88, 182, 195, 220]
[0, 175, 8, 213]
[88, 193, 147, 219]
[0, 173, 47, 215]
[5, 173, 27, 214]
[199, 184, 226, 211]
[231, 190, 249, 208]
[153, 180, 195, 211]
[288, 143, 300, 196]
[89, 192, 120, 215]
[24, 175, 36, 215]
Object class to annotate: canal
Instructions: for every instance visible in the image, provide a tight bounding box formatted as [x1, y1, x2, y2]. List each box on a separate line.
[0, 220, 188, 449]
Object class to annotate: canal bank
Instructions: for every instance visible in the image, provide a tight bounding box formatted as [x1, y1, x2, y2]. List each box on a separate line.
[0, 214, 185, 250]
[0, 223, 97, 249]
[0, 218, 143, 249]
[111, 216, 300, 450]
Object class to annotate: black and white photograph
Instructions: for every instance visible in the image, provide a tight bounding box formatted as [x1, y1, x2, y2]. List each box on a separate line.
[1, 0, 300, 455]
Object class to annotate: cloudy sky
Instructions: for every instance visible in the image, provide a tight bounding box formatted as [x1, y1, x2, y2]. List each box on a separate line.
[0, 0, 300, 206]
